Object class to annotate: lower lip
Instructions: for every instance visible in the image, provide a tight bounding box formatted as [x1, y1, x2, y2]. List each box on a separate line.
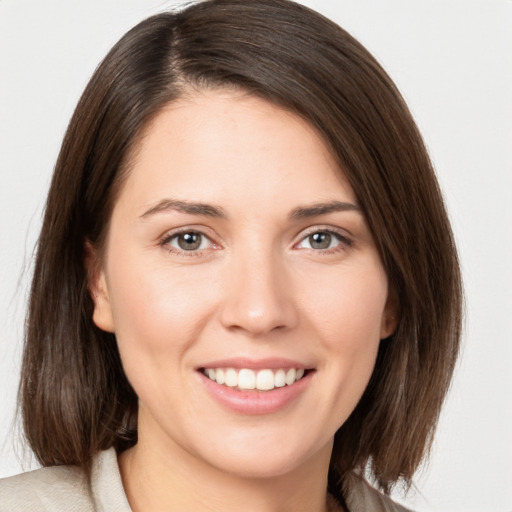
[198, 371, 313, 415]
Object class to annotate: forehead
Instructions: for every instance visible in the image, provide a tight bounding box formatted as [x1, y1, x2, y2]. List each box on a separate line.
[115, 90, 357, 217]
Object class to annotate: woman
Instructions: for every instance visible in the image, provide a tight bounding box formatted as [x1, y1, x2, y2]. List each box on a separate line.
[0, 1, 462, 511]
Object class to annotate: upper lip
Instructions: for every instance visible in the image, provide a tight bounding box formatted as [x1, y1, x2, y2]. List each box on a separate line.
[197, 357, 312, 370]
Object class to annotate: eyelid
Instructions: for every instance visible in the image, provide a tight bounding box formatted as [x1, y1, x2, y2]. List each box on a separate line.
[158, 224, 353, 256]
[293, 225, 353, 251]
[159, 226, 221, 256]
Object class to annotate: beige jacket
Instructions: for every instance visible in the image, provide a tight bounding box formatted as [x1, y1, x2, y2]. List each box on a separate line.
[0, 449, 411, 511]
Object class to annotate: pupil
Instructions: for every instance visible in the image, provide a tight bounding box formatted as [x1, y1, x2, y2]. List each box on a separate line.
[178, 233, 201, 250]
[310, 232, 331, 249]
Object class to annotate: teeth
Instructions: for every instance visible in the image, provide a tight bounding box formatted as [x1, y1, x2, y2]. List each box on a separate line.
[285, 368, 296, 385]
[274, 369, 286, 387]
[215, 368, 225, 385]
[203, 367, 307, 391]
[225, 368, 238, 387]
[256, 369, 274, 391]
[238, 369, 256, 390]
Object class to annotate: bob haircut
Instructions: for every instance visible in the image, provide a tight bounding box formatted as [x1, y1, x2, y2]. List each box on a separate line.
[20, 0, 462, 497]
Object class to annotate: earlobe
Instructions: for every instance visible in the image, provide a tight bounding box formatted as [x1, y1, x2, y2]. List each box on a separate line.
[380, 290, 399, 340]
[84, 241, 115, 333]
[91, 271, 115, 333]
[380, 313, 398, 340]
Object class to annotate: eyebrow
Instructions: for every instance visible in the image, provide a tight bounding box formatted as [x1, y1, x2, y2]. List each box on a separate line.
[289, 200, 361, 219]
[140, 199, 227, 219]
[140, 198, 361, 220]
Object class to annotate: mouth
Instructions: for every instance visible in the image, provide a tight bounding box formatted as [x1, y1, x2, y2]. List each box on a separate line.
[197, 360, 315, 415]
[200, 367, 310, 392]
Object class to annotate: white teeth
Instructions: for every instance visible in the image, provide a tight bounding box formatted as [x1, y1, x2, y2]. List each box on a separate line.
[225, 368, 238, 387]
[238, 369, 256, 390]
[215, 368, 225, 385]
[256, 369, 274, 391]
[203, 367, 307, 391]
[274, 369, 286, 387]
[285, 368, 296, 385]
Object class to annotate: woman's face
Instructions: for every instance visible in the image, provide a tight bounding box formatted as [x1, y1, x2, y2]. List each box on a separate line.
[91, 90, 395, 479]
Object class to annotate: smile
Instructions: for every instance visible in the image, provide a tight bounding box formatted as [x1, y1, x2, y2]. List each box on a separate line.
[202, 367, 306, 391]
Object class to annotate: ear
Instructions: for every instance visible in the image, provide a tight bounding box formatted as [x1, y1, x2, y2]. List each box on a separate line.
[84, 241, 115, 333]
[380, 288, 399, 340]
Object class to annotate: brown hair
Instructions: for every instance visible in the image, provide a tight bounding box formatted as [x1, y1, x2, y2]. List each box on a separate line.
[20, 0, 462, 497]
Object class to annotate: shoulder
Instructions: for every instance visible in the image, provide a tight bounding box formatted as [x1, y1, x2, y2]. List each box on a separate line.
[0, 448, 130, 512]
[0, 463, 94, 512]
[344, 473, 413, 512]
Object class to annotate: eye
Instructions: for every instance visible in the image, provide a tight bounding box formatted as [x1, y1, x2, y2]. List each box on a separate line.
[164, 231, 214, 252]
[296, 230, 350, 252]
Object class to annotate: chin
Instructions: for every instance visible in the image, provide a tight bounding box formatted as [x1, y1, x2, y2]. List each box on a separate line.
[210, 453, 307, 480]
[196, 434, 332, 481]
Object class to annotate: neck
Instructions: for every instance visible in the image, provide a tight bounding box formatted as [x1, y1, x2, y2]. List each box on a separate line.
[119, 424, 336, 512]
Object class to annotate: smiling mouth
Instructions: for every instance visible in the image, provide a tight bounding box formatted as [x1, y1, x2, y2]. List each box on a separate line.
[201, 367, 310, 392]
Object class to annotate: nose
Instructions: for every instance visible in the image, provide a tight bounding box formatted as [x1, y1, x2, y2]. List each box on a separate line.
[219, 247, 299, 337]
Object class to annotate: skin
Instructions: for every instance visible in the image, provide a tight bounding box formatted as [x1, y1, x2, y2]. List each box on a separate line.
[89, 90, 396, 512]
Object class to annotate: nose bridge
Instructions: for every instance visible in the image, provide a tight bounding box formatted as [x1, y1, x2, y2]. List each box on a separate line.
[219, 238, 297, 335]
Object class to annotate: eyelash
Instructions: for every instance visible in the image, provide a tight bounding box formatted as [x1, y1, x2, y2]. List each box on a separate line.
[160, 228, 218, 257]
[294, 228, 353, 255]
[159, 227, 352, 257]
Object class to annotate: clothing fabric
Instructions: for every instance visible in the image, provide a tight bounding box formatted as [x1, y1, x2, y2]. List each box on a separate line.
[0, 448, 411, 511]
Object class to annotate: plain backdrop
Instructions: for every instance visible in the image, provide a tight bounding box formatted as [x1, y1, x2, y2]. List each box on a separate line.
[1, 1, 511, 511]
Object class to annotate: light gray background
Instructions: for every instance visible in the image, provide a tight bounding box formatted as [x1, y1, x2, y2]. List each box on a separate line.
[1, 1, 511, 511]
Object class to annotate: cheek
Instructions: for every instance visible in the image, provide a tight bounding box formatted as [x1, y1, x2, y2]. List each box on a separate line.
[305, 265, 387, 418]
[302, 263, 389, 351]
[104, 251, 218, 372]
